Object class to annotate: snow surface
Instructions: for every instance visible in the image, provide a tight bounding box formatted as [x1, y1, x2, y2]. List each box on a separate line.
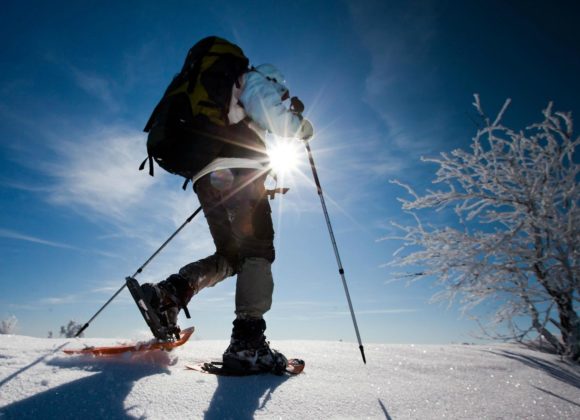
[1, 334, 579, 419]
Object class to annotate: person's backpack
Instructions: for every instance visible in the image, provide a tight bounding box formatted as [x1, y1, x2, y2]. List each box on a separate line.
[140, 36, 249, 185]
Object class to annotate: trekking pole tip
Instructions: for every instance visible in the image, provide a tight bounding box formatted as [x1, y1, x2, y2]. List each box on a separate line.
[359, 345, 367, 364]
[75, 323, 89, 338]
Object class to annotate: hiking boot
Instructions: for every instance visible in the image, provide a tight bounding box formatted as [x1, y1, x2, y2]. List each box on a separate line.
[141, 275, 187, 334]
[222, 318, 288, 374]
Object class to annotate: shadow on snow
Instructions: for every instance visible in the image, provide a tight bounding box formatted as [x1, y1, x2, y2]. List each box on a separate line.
[0, 351, 172, 420]
[378, 398, 393, 420]
[204, 373, 290, 420]
[487, 349, 580, 389]
[0, 342, 69, 389]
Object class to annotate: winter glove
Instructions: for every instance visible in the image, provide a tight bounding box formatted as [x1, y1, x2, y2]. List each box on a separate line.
[298, 118, 314, 141]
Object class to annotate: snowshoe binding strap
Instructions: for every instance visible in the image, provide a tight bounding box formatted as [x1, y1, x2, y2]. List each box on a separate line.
[159, 298, 191, 319]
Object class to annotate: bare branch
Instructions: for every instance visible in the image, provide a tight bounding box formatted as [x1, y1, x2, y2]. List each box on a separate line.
[388, 98, 580, 361]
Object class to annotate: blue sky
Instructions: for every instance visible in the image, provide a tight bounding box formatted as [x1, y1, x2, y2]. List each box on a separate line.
[1, 0, 579, 344]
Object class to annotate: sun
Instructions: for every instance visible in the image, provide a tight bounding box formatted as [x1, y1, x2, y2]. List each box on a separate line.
[267, 140, 300, 176]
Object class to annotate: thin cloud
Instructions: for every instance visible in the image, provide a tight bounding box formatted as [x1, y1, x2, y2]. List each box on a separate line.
[27, 118, 219, 286]
[69, 66, 120, 111]
[40, 123, 213, 253]
[0, 179, 51, 193]
[348, 0, 438, 99]
[35, 285, 133, 307]
[6, 303, 38, 311]
[39, 295, 78, 305]
[348, 154, 409, 178]
[274, 300, 418, 318]
[0, 228, 134, 260]
[45, 127, 155, 221]
[276, 300, 333, 307]
[0, 228, 76, 249]
[273, 307, 418, 321]
[347, 1, 452, 156]
[90, 286, 125, 294]
[346, 308, 418, 315]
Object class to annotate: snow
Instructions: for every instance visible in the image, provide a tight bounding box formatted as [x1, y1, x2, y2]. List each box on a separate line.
[1, 334, 579, 419]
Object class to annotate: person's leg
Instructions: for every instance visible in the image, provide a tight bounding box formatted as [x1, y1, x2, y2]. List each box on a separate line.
[219, 169, 286, 372]
[235, 257, 273, 319]
[140, 171, 238, 328]
[148, 167, 275, 314]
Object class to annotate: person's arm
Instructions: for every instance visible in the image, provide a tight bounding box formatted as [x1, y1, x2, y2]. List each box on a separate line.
[239, 71, 302, 137]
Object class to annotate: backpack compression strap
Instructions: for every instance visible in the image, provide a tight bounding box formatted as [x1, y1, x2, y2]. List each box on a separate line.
[139, 156, 154, 177]
[139, 156, 193, 190]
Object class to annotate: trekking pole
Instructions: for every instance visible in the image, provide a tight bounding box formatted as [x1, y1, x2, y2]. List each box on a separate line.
[303, 141, 366, 364]
[75, 206, 203, 337]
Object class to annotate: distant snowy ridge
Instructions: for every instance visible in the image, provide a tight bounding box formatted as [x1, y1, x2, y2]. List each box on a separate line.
[1, 335, 579, 419]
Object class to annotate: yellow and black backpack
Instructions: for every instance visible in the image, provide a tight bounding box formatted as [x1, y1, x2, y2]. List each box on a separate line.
[141, 36, 249, 183]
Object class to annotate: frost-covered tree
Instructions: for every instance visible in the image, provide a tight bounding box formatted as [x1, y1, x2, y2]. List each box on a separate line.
[60, 320, 84, 338]
[388, 96, 579, 361]
[0, 315, 18, 334]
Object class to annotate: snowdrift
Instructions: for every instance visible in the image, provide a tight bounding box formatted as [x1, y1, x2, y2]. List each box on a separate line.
[1, 334, 579, 419]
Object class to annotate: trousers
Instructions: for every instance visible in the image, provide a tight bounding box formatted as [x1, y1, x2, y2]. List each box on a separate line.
[177, 168, 275, 318]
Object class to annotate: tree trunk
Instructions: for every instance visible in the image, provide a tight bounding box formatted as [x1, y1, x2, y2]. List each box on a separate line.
[556, 294, 580, 362]
[533, 262, 579, 361]
[523, 293, 564, 354]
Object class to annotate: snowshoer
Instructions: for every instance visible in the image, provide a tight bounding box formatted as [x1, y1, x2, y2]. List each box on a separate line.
[141, 37, 313, 374]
